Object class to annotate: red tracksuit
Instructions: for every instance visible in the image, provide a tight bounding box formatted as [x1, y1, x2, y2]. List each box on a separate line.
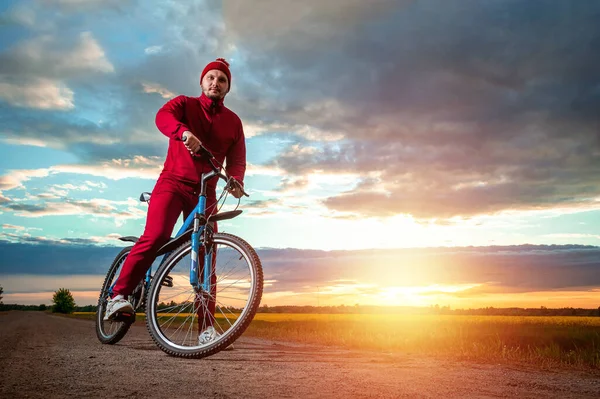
[112, 93, 246, 328]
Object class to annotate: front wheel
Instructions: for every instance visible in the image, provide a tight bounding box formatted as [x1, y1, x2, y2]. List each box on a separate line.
[145, 233, 263, 358]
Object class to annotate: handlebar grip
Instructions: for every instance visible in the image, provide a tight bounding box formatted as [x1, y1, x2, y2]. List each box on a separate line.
[178, 135, 214, 158]
[197, 145, 214, 159]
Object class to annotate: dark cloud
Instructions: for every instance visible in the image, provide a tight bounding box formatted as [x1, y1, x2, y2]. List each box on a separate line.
[226, 1, 600, 219]
[0, 194, 143, 220]
[247, 199, 281, 209]
[2, 241, 599, 297]
[277, 176, 309, 192]
[0, 1, 225, 163]
[0, 240, 123, 275]
[0, 94, 169, 162]
[0, 192, 12, 204]
[43, 0, 136, 13]
[259, 244, 600, 296]
[4, 203, 47, 213]
[2, 1, 599, 222]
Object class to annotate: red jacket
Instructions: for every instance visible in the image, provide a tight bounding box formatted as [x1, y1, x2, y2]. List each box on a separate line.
[155, 93, 246, 199]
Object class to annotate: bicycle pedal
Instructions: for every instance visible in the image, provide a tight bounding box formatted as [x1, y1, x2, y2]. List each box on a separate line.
[114, 312, 136, 323]
[161, 276, 173, 287]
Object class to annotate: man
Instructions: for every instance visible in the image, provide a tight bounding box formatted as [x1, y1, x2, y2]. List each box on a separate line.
[104, 58, 246, 344]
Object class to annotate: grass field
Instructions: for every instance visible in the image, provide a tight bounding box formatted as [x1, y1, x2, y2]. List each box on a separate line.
[75, 312, 600, 368]
[244, 314, 600, 368]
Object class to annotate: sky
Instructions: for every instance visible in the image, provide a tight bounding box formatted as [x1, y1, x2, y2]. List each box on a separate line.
[1, 0, 600, 308]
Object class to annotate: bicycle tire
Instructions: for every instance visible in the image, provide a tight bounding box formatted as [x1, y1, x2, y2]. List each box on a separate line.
[145, 232, 263, 358]
[95, 246, 135, 344]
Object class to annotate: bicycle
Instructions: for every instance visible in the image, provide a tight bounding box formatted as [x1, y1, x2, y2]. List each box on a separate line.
[95, 144, 263, 359]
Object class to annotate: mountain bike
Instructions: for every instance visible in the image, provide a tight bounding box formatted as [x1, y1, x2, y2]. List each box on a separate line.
[95, 144, 263, 359]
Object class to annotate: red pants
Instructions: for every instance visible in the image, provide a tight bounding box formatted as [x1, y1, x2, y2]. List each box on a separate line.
[113, 176, 218, 328]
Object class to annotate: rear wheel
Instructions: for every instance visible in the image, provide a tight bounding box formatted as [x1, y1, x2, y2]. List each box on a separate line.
[95, 246, 140, 344]
[146, 233, 263, 358]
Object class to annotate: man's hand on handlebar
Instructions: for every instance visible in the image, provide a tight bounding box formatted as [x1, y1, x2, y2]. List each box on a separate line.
[177, 134, 249, 198]
[227, 178, 244, 199]
[182, 131, 202, 155]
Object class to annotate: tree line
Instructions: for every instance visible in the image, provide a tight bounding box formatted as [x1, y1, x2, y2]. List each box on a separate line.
[2, 285, 600, 316]
[256, 304, 600, 316]
[0, 286, 91, 314]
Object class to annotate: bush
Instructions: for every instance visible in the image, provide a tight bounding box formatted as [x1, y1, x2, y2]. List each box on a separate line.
[52, 288, 76, 314]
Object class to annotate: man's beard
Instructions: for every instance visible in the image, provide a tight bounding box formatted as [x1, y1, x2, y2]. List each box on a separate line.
[204, 88, 224, 100]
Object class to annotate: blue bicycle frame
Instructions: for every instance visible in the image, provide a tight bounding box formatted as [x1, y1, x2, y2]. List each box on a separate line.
[108, 169, 230, 303]
[140, 167, 226, 293]
[109, 140, 248, 304]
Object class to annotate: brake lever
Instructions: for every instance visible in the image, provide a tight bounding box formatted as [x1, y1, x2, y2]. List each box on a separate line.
[227, 179, 250, 197]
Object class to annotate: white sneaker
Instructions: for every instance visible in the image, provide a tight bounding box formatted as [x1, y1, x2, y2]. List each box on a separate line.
[198, 326, 219, 344]
[197, 326, 234, 350]
[103, 295, 134, 321]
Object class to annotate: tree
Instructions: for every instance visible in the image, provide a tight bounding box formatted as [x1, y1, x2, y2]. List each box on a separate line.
[52, 288, 76, 314]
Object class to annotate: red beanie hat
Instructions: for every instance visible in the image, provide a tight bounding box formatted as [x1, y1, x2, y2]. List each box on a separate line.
[200, 58, 231, 91]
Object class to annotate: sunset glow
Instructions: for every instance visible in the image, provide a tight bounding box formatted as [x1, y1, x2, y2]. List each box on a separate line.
[1, 1, 600, 309]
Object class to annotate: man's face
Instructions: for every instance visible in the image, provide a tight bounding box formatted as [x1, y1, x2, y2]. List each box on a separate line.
[201, 69, 229, 100]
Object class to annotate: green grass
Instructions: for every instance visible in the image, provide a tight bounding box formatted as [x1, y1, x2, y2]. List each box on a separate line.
[243, 314, 600, 369]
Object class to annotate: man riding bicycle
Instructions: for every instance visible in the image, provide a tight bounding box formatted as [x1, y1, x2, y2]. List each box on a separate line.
[104, 58, 246, 345]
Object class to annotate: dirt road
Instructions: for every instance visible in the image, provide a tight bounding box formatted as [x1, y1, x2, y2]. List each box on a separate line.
[1, 311, 599, 398]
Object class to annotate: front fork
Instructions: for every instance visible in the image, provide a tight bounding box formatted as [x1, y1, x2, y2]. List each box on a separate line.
[190, 198, 213, 294]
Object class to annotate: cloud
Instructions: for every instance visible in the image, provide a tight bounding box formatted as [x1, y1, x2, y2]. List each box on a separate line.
[40, 0, 134, 13]
[2, 1, 600, 223]
[222, 0, 408, 53]
[2, 224, 26, 231]
[220, 1, 600, 220]
[0, 192, 11, 204]
[0, 168, 52, 191]
[141, 82, 175, 99]
[245, 162, 283, 177]
[0, 163, 151, 224]
[0, 241, 123, 275]
[0, 31, 114, 79]
[0, 30, 113, 112]
[0, 2, 228, 162]
[545, 233, 600, 240]
[0, 197, 145, 222]
[242, 120, 345, 141]
[2, 242, 599, 299]
[0, 78, 74, 110]
[0, 157, 285, 201]
[0, 156, 163, 194]
[52, 183, 91, 192]
[0, 275, 104, 296]
[258, 245, 600, 299]
[1, 3, 37, 28]
[0, 232, 123, 246]
[85, 181, 108, 189]
[53, 156, 164, 180]
[0, 104, 169, 160]
[144, 45, 164, 55]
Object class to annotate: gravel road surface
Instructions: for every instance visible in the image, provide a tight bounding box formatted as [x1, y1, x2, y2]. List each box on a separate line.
[1, 311, 599, 398]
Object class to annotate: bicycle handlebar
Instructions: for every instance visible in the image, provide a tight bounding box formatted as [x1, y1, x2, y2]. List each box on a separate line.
[176, 136, 249, 197]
